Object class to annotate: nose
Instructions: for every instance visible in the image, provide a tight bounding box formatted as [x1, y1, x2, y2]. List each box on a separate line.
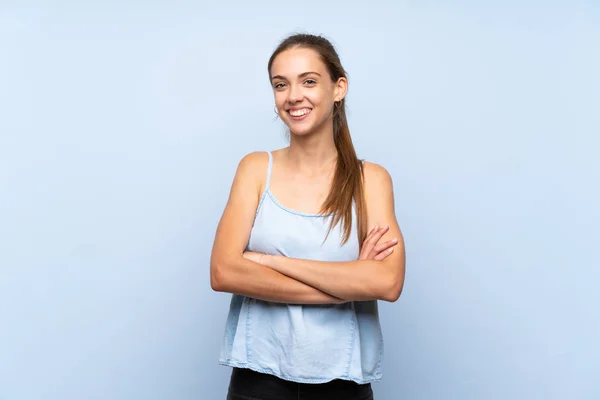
[287, 83, 303, 104]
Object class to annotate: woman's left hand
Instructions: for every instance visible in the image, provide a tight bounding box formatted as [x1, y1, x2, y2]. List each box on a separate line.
[359, 225, 398, 261]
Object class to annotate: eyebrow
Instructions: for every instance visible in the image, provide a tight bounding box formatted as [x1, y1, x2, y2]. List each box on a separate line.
[270, 71, 322, 81]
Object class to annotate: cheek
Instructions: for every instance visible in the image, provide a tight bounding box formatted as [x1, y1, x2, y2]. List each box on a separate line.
[274, 93, 287, 107]
[306, 89, 329, 106]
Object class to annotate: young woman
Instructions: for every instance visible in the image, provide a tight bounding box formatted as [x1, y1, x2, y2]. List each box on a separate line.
[210, 33, 406, 400]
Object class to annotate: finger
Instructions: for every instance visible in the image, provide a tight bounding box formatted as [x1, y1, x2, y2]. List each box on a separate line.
[366, 225, 380, 240]
[365, 226, 392, 258]
[372, 238, 398, 254]
[370, 238, 398, 259]
[359, 225, 380, 259]
[373, 247, 394, 261]
[365, 225, 387, 249]
[370, 225, 390, 245]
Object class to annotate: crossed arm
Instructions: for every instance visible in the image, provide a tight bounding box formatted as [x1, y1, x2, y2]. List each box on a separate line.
[210, 152, 406, 304]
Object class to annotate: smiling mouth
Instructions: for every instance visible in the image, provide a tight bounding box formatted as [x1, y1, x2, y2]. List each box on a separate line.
[288, 108, 312, 119]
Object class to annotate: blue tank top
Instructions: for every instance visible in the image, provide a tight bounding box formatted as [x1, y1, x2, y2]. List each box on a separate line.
[219, 151, 384, 384]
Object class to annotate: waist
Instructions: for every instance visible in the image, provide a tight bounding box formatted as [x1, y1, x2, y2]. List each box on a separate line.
[228, 367, 373, 400]
[220, 296, 384, 384]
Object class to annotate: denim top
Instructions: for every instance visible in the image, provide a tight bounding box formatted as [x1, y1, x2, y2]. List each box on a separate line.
[219, 151, 384, 384]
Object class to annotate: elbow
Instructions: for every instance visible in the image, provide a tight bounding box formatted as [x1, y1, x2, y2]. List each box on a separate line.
[210, 259, 229, 292]
[379, 273, 405, 303]
[211, 254, 246, 293]
[211, 273, 224, 292]
[381, 282, 403, 302]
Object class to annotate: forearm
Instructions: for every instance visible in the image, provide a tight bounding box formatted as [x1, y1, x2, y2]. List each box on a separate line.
[211, 257, 345, 304]
[262, 255, 401, 302]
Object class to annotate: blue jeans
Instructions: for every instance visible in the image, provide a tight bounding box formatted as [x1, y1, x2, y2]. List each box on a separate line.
[226, 367, 374, 400]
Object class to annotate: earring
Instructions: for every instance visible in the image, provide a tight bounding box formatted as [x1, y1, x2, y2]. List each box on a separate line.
[274, 105, 279, 115]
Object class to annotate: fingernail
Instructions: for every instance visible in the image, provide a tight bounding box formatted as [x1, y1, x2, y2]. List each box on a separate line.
[392, 238, 398, 243]
[388, 248, 394, 253]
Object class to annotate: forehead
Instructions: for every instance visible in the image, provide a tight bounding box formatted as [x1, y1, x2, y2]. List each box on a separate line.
[270, 47, 327, 78]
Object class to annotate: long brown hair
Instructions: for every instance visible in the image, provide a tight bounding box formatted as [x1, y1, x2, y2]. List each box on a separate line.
[267, 33, 367, 248]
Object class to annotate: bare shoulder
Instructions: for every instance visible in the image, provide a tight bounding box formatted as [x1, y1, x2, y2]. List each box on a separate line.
[234, 150, 268, 180]
[235, 151, 269, 192]
[362, 161, 394, 194]
[237, 151, 269, 172]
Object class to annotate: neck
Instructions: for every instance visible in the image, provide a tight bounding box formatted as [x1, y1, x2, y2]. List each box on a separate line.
[287, 124, 338, 171]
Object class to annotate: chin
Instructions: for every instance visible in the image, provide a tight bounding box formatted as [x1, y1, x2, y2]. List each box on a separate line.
[285, 117, 326, 137]
[284, 119, 312, 136]
[288, 126, 314, 136]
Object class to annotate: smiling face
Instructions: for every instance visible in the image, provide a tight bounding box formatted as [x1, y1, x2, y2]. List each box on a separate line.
[269, 47, 347, 137]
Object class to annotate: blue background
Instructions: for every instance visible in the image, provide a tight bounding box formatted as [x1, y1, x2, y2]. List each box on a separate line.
[1, 1, 598, 399]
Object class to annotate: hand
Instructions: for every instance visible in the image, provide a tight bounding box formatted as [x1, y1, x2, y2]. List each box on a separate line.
[242, 251, 265, 264]
[359, 225, 398, 261]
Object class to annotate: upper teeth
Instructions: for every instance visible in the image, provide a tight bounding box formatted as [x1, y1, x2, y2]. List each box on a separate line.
[290, 108, 310, 117]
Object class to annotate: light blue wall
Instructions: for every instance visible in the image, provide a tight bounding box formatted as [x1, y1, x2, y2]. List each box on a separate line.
[1, 2, 598, 399]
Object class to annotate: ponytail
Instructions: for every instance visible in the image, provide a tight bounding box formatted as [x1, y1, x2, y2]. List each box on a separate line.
[321, 100, 367, 249]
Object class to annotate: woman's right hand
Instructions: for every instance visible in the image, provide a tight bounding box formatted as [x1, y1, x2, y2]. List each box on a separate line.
[359, 225, 398, 261]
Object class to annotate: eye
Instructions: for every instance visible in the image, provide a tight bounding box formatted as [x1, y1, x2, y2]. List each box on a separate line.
[304, 79, 317, 85]
[274, 82, 286, 89]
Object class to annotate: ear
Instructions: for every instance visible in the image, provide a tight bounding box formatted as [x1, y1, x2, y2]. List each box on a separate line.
[334, 77, 348, 102]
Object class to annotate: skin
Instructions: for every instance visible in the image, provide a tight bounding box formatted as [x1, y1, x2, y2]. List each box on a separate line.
[210, 47, 406, 303]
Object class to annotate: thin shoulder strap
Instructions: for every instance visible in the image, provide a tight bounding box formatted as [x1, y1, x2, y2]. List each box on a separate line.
[265, 151, 273, 190]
